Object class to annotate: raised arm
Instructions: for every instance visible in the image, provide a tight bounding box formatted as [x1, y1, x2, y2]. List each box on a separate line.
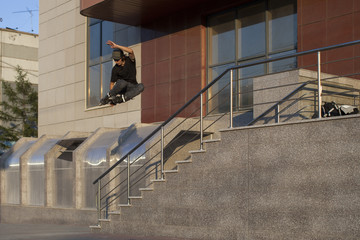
[107, 40, 135, 61]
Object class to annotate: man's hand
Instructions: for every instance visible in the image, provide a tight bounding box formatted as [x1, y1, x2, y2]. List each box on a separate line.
[106, 40, 117, 48]
[107, 40, 135, 61]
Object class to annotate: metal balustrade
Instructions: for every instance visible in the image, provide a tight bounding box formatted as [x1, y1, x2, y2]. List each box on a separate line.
[92, 40, 360, 221]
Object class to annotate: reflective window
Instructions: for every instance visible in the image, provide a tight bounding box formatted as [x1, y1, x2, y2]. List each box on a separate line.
[208, 63, 233, 114]
[208, 11, 236, 65]
[207, 0, 297, 114]
[237, 2, 266, 59]
[238, 61, 266, 108]
[269, 0, 297, 53]
[89, 23, 101, 66]
[102, 61, 113, 98]
[269, 50, 297, 73]
[87, 19, 114, 108]
[88, 65, 101, 107]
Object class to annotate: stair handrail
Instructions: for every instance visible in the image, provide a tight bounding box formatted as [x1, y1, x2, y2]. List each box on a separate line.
[248, 79, 360, 126]
[93, 39, 360, 185]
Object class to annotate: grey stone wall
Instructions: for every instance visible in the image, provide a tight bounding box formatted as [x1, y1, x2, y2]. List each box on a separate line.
[0, 205, 96, 225]
[1, 115, 359, 239]
[97, 115, 360, 239]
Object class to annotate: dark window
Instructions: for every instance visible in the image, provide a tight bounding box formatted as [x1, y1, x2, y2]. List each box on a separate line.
[207, 0, 297, 114]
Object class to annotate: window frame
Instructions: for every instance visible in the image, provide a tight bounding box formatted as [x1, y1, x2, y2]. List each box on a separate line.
[206, 0, 297, 114]
[86, 18, 114, 109]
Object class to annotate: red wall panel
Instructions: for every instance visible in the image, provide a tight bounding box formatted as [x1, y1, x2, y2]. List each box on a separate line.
[298, 0, 360, 77]
[141, 14, 203, 123]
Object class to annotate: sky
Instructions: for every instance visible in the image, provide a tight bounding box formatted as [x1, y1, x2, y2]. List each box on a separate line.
[0, 0, 39, 34]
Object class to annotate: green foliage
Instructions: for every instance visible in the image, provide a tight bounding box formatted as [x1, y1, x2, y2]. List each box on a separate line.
[0, 66, 38, 150]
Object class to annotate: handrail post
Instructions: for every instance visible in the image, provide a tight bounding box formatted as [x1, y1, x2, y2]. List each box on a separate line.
[97, 179, 101, 219]
[230, 69, 233, 128]
[317, 51, 322, 118]
[127, 154, 130, 204]
[200, 93, 204, 151]
[276, 104, 280, 123]
[160, 126, 164, 180]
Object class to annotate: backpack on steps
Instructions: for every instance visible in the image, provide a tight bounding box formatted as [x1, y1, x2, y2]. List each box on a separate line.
[322, 101, 359, 117]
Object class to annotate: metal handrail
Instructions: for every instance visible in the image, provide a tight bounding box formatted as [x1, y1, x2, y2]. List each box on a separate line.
[93, 39, 360, 185]
[248, 80, 360, 126]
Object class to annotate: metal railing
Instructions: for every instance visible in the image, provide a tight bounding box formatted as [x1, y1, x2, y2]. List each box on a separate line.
[93, 40, 360, 220]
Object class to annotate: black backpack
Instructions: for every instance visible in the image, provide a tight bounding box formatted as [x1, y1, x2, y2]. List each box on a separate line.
[322, 101, 359, 117]
[322, 102, 341, 117]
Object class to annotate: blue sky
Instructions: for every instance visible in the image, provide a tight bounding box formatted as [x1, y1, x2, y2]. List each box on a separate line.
[0, 0, 39, 34]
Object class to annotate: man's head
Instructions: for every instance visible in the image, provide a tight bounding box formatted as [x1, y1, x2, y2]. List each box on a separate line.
[112, 49, 125, 65]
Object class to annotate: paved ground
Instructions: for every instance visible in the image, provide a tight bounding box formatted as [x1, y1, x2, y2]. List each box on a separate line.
[0, 223, 189, 240]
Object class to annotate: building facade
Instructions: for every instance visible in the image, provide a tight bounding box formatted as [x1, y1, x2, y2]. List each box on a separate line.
[0, 28, 38, 85]
[0, 1, 359, 237]
[38, 0, 360, 136]
[38, 1, 142, 136]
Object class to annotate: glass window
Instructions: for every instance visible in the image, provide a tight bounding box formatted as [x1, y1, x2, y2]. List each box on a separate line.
[268, 0, 297, 53]
[238, 61, 266, 108]
[101, 21, 114, 61]
[208, 63, 233, 114]
[269, 50, 297, 73]
[88, 65, 101, 107]
[208, 11, 236, 65]
[207, 0, 297, 114]
[89, 23, 101, 66]
[237, 2, 266, 59]
[87, 18, 114, 108]
[102, 61, 113, 98]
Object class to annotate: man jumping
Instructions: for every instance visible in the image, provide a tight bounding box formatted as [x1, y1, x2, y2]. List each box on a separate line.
[99, 40, 144, 105]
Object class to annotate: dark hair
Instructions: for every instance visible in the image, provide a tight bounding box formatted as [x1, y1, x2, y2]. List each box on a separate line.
[112, 49, 125, 60]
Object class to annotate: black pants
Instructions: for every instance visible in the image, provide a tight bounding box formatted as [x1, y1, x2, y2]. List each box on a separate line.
[109, 79, 144, 101]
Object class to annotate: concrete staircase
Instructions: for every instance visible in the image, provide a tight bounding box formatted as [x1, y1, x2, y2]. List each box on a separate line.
[90, 115, 360, 240]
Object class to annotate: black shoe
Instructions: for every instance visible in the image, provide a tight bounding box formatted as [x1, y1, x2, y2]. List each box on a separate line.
[111, 94, 125, 104]
[99, 94, 111, 105]
[108, 95, 117, 105]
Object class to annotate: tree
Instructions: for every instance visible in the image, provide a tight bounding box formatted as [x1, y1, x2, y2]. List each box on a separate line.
[0, 66, 38, 150]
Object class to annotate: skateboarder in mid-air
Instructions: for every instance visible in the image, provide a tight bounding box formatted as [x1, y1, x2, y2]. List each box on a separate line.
[99, 40, 144, 106]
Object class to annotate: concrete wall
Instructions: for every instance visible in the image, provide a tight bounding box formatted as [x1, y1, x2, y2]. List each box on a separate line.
[0, 205, 96, 225]
[1, 113, 359, 239]
[95, 115, 360, 239]
[38, 0, 142, 136]
[253, 69, 360, 124]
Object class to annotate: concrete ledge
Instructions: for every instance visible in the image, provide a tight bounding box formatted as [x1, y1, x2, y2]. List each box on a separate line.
[99, 219, 110, 222]
[189, 149, 206, 154]
[0, 205, 97, 226]
[220, 114, 360, 132]
[202, 139, 221, 143]
[175, 160, 192, 164]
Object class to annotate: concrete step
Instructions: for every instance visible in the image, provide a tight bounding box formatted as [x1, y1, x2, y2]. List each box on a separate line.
[189, 149, 206, 154]
[139, 187, 154, 191]
[89, 225, 101, 230]
[175, 159, 192, 164]
[151, 179, 166, 183]
[129, 196, 142, 199]
[202, 138, 221, 143]
[164, 169, 178, 173]
[108, 211, 121, 215]
[118, 204, 132, 207]
[98, 218, 110, 222]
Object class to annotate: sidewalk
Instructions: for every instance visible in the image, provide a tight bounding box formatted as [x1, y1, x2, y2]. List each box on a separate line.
[0, 223, 192, 240]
